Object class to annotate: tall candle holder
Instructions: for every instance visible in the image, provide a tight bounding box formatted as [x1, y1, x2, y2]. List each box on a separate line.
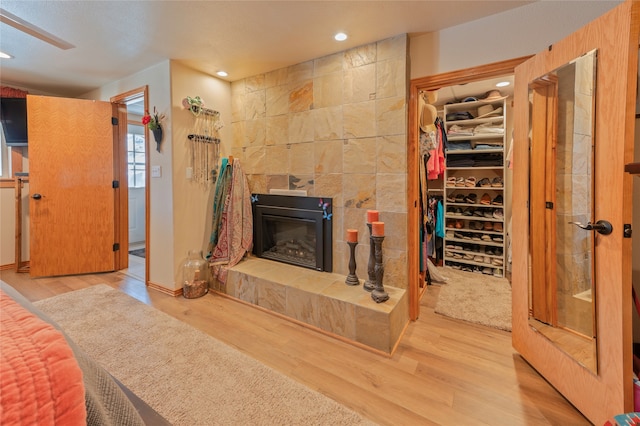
[345, 241, 360, 286]
[364, 223, 376, 292]
[371, 235, 389, 303]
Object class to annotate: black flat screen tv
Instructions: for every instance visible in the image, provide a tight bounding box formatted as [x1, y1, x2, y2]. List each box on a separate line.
[0, 97, 28, 147]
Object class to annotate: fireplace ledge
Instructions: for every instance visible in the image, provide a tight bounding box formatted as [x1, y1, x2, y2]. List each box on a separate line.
[216, 256, 409, 354]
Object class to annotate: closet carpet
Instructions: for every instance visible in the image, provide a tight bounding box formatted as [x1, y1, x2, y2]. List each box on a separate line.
[434, 267, 511, 331]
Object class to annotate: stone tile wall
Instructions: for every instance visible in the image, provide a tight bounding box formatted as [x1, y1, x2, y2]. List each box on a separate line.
[229, 34, 409, 288]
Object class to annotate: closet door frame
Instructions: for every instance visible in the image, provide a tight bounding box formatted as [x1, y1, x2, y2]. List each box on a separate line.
[407, 56, 531, 320]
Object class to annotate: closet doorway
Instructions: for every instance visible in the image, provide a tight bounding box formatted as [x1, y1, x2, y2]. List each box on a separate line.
[407, 57, 530, 320]
[111, 86, 149, 284]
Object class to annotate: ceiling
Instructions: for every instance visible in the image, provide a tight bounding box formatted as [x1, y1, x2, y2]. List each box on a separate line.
[0, 1, 534, 98]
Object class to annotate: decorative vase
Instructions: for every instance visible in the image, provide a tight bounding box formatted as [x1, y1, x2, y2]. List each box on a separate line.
[152, 126, 163, 152]
[182, 250, 208, 299]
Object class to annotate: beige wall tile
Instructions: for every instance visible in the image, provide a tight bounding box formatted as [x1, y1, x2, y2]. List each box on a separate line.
[266, 174, 288, 190]
[377, 173, 406, 213]
[289, 142, 315, 175]
[314, 140, 344, 174]
[314, 52, 343, 76]
[289, 80, 314, 113]
[245, 74, 265, 92]
[245, 90, 266, 120]
[344, 137, 377, 174]
[377, 135, 406, 173]
[343, 174, 376, 209]
[313, 107, 343, 141]
[376, 96, 406, 136]
[242, 146, 266, 174]
[314, 72, 343, 108]
[266, 115, 289, 146]
[288, 61, 314, 83]
[289, 174, 314, 192]
[344, 64, 376, 104]
[266, 145, 290, 174]
[343, 100, 376, 139]
[289, 110, 314, 142]
[265, 68, 288, 88]
[377, 57, 406, 99]
[377, 34, 407, 61]
[266, 85, 290, 117]
[344, 43, 377, 69]
[245, 118, 266, 146]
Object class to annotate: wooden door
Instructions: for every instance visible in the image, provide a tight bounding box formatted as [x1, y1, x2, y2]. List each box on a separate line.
[28, 95, 119, 277]
[512, 1, 639, 423]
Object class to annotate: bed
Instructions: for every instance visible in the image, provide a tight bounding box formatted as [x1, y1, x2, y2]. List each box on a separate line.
[0, 281, 156, 426]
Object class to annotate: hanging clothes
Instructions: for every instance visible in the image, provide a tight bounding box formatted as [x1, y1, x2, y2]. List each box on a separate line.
[208, 159, 253, 284]
[207, 158, 232, 254]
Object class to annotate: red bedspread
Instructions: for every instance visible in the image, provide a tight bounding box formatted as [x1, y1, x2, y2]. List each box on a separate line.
[1, 289, 86, 425]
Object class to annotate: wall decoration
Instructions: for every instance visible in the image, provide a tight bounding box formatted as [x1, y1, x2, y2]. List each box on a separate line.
[183, 96, 224, 184]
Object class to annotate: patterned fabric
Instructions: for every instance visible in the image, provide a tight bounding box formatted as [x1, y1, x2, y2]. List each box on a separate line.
[207, 158, 232, 257]
[210, 160, 253, 283]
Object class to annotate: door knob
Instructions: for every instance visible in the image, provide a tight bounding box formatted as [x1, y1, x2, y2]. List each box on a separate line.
[32, 193, 42, 200]
[568, 220, 613, 235]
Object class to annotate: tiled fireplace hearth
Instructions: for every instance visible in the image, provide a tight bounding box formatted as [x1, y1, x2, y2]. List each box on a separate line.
[217, 257, 408, 354]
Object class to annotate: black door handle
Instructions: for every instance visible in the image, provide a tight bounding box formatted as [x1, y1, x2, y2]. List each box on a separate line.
[32, 193, 42, 200]
[568, 220, 613, 235]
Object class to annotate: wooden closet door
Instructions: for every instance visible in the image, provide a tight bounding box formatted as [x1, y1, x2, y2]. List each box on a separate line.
[511, 1, 639, 423]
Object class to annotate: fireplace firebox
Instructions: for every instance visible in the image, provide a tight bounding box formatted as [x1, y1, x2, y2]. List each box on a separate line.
[251, 194, 332, 272]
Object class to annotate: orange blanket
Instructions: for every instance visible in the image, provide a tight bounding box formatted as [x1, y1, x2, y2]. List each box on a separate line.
[1, 289, 86, 425]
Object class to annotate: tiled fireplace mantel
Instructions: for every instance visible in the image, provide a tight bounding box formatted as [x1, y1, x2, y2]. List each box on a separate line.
[214, 257, 409, 354]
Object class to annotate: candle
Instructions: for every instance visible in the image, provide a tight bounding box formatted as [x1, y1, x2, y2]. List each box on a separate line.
[367, 210, 379, 223]
[347, 229, 358, 243]
[372, 221, 384, 236]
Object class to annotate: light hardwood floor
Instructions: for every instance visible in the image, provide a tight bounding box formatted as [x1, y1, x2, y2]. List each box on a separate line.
[0, 269, 590, 425]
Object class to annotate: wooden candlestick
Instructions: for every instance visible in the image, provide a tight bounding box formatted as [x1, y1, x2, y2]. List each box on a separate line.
[364, 223, 376, 292]
[371, 235, 389, 303]
[345, 241, 360, 286]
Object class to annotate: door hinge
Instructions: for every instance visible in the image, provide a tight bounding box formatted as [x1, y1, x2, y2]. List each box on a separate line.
[545, 201, 554, 209]
[624, 224, 632, 238]
[113, 243, 120, 251]
[112, 117, 118, 125]
[112, 180, 119, 189]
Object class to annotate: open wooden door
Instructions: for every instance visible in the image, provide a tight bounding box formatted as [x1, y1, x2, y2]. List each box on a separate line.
[28, 95, 123, 277]
[512, 1, 639, 423]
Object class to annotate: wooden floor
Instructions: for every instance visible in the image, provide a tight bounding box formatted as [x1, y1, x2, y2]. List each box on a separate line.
[0, 269, 590, 425]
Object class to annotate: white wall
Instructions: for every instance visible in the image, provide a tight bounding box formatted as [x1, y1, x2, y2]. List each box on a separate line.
[169, 61, 232, 287]
[410, 0, 622, 79]
[82, 61, 175, 289]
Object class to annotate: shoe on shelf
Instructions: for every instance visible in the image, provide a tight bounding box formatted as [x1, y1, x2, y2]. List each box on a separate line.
[480, 193, 491, 205]
[455, 177, 466, 187]
[483, 222, 493, 231]
[493, 209, 504, 219]
[492, 194, 503, 205]
[446, 176, 457, 187]
[465, 177, 477, 187]
[455, 194, 466, 203]
[465, 193, 477, 204]
[493, 222, 503, 232]
[491, 177, 504, 187]
[476, 177, 491, 187]
[462, 207, 474, 216]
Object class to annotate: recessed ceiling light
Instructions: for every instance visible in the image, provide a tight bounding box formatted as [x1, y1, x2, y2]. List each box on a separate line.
[217, 71, 228, 77]
[496, 81, 510, 87]
[0, 51, 12, 59]
[334, 32, 347, 41]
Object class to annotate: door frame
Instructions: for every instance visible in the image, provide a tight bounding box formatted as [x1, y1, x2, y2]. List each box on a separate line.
[407, 56, 532, 320]
[111, 86, 149, 284]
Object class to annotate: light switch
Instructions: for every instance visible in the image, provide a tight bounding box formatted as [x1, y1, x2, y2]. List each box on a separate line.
[151, 165, 161, 178]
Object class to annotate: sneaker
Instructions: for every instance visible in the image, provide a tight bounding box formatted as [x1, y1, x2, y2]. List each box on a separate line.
[492, 194, 503, 206]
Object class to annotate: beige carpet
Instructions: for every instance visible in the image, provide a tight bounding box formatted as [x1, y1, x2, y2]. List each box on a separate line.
[34, 285, 375, 426]
[434, 267, 512, 331]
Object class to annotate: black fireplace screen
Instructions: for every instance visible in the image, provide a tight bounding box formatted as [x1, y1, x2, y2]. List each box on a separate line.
[251, 194, 332, 272]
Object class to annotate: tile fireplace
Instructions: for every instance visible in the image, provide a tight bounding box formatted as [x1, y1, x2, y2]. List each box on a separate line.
[251, 194, 332, 272]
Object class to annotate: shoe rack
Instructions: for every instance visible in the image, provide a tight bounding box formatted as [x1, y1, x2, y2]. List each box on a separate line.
[442, 98, 507, 276]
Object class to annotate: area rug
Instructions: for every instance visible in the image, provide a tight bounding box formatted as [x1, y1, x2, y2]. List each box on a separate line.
[434, 267, 512, 331]
[128, 248, 145, 258]
[34, 285, 374, 426]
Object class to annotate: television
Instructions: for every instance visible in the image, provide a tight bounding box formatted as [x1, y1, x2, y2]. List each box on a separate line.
[0, 98, 28, 147]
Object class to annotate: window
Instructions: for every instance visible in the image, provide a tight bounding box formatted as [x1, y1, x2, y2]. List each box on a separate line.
[127, 124, 145, 188]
